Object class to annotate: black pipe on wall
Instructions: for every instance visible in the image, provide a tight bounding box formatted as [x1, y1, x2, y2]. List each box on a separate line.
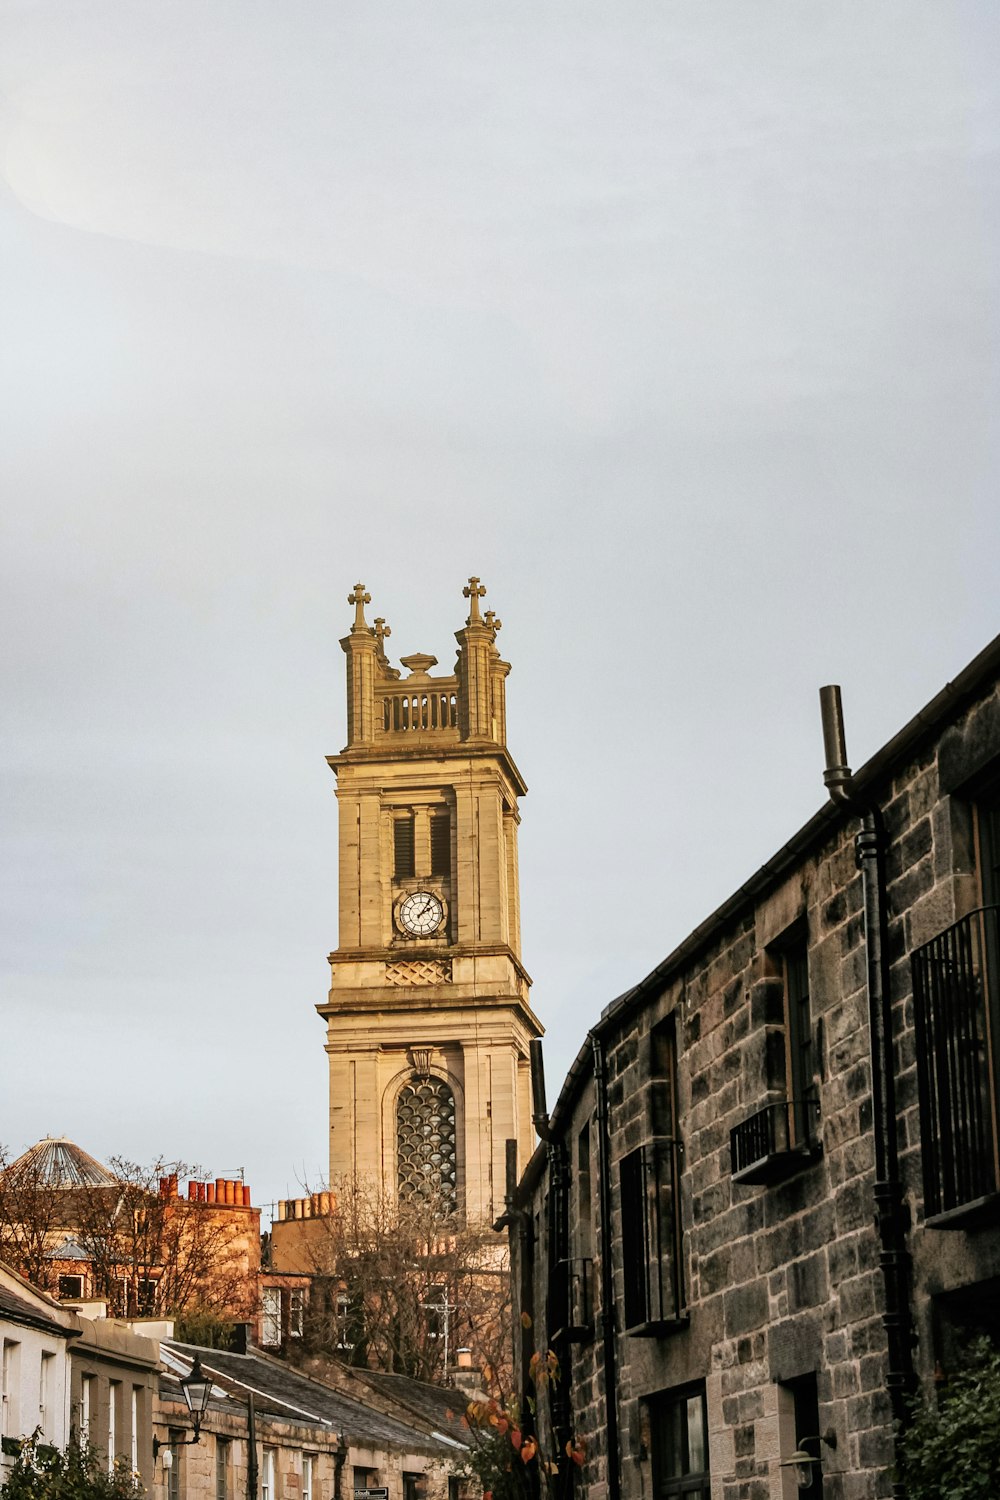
[821, 686, 916, 1497]
[591, 1032, 622, 1500]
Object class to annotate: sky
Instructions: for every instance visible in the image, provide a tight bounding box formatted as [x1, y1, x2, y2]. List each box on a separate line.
[2, 2, 998, 1219]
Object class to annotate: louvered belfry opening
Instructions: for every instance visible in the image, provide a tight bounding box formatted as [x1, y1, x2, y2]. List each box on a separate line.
[393, 815, 415, 880]
[430, 812, 451, 877]
[396, 1077, 458, 1217]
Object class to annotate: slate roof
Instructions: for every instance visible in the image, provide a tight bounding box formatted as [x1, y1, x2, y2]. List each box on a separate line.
[361, 1370, 471, 1445]
[0, 1283, 74, 1338]
[161, 1342, 469, 1459]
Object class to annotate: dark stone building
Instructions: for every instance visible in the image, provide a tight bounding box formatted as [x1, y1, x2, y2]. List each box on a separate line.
[505, 636, 1000, 1499]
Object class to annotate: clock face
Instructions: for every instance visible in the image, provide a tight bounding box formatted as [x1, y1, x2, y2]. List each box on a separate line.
[398, 890, 445, 937]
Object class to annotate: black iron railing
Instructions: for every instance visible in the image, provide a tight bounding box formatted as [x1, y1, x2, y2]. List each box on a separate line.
[729, 1094, 820, 1184]
[911, 906, 1000, 1220]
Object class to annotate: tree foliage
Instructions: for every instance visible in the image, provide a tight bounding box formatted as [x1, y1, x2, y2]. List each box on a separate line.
[898, 1340, 1000, 1500]
[1, 1433, 144, 1499]
[461, 1348, 585, 1500]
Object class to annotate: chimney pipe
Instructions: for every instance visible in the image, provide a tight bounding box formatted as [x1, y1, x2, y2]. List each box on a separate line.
[529, 1038, 554, 1141]
[819, 685, 858, 807]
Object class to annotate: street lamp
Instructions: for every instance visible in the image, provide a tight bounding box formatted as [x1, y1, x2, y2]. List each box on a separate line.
[780, 1445, 819, 1489]
[779, 1432, 835, 1490]
[153, 1352, 214, 1460]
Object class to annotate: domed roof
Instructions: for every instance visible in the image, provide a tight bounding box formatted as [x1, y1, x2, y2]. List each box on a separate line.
[5, 1137, 116, 1188]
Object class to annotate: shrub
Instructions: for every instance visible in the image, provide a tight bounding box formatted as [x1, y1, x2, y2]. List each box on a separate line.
[2, 1432, 144, 1498]
[898, 1339, 1000, 1500]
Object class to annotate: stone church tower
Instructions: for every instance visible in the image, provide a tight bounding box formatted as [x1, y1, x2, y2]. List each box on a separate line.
[319, 578, 541, 1225]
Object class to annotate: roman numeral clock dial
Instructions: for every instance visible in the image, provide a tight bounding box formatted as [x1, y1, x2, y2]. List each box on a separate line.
[398, 890, 445, 937]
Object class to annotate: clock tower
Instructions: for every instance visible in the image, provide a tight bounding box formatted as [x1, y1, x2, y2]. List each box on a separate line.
[319, 578, 541, 1224]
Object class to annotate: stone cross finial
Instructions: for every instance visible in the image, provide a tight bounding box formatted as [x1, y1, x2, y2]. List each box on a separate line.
[372, 617, 391, 650]
[463, 576, 487, 624]
[484, 610, 502, 639]
[348, 582, 371, 632]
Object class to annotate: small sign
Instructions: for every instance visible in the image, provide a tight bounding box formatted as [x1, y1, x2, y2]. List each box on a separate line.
[354, 1489, 389, 1500]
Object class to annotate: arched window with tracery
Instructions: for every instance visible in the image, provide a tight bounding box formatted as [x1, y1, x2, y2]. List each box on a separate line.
[396, 1076, 458, 1217]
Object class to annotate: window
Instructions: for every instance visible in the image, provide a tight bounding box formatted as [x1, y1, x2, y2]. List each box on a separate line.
[301, 1455, 314, 1500]
[39, 1351, 55, 1438]
[2, 1341, 19, 1439]
[403, 1473, 423, 1500]
[649, 1386, 710, 1499]
[396, 1076, 458, 1216]
[136, 1278, 157, 1316]
[261, 1286, 282, 1346]
[216, 1437, 230, 1500]
[430, 812, 451, 877]
[167, 1430, 183, 1500]
[448, 1478, 461, 1500]
[354, 1466, 372, 1494]
[58, 1274, 84, 1300]
[912, 782, 1000, 1222]
[576, 1119, 592, 1259]
[557, 1117, 595, 1339]
[394, 814, 415, 880]
[289, 1289, 304, 1339]
[620, 1140, 684, 1335]
[784, 940, 817, 1146]
[730, 930, 821, 1183]
[108, 1380, 120, 1471]
[619, 1017, 685, 1336]
[333, 1286, 353, 1351]
[79, 1373, 95, 1441]
[261, 1447, 277, 1500]
[131, 1387, 140, 1472]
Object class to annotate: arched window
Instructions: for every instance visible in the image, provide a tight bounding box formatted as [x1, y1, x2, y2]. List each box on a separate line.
[396, 1077, 458, 1217]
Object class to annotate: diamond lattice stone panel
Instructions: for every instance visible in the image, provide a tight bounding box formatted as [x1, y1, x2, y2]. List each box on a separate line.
[385, 959, 453, 986]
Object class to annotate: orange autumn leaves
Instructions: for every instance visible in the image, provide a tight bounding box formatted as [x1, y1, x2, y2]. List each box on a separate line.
[463, 1351, 586, 1479]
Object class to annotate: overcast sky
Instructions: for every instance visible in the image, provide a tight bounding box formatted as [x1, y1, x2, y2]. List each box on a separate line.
[2, 3, 998, 1216]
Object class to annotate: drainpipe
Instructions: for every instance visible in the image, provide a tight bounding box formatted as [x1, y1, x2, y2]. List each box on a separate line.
[820, 687, 915, 1492]
[494, 1138, 535, 1445]
[590, 1033, 622, 1500]
[529, 1040, 574, 1483]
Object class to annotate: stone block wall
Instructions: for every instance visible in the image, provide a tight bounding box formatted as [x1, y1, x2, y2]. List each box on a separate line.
[515, 659, 1000, 1500]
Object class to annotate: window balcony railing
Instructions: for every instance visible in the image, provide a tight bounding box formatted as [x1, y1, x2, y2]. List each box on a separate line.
[911, 905, 1000, 1227]
[729, 1095, 821, 1185]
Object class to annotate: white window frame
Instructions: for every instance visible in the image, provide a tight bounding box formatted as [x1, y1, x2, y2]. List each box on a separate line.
[108, 1379, 120, 1472]
[131, 1387, 140, 1472]
[80, 1373, 95, 1441]
[302, 1454, 314, 1500]
[1, 1340, 19, 1439]
[262, 1446, 277, 1500]
[261, 1287, 281, 1347]
[39, 1350, 55, 1437]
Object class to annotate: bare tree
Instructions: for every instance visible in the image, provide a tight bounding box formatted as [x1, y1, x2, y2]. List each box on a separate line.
[0, 1144, 80, 1291]
[278, 1177, 512, 1392]
[73, 1158, 258, 1320]
[0, 1147, 257, 1321]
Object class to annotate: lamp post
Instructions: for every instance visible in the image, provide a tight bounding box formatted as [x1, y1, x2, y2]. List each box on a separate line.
[779, 1431, 836, 1490]
[153, 1352, 214, 1461]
